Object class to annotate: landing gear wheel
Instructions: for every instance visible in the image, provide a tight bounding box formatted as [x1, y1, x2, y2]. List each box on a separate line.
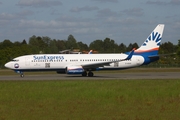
[82, 71, 87, 76]
[20, 74, 24, 78]
[88, 71, 94, 77]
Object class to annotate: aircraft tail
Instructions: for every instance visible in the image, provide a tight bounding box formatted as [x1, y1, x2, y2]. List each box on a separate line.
[135, 24, 165, 55]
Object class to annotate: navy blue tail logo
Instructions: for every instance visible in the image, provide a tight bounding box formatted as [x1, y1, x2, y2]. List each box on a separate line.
[142, 32, 162, 46]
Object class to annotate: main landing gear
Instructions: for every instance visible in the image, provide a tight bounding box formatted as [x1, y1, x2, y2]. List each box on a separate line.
[82, 71, 94, 77]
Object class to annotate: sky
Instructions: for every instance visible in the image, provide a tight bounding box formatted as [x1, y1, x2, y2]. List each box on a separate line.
[0, 0, 180, 46]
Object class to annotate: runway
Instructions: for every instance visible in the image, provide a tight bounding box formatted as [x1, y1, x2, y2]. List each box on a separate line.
[0, 72, 179, 80]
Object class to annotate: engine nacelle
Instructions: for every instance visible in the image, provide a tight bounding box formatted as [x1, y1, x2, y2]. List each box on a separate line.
[66, 66, 84, 74]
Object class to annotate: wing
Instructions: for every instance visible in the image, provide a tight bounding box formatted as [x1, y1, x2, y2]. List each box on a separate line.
[82, 49, 135, 69]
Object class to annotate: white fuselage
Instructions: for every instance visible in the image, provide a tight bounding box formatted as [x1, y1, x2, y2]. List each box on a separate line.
[5, 53, 145, 72]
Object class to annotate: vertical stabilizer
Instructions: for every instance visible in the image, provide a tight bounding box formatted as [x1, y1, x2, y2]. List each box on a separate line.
[135, 24, 165, 54]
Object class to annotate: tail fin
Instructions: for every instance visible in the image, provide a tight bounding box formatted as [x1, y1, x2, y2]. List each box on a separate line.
[135, 24, 165, 55]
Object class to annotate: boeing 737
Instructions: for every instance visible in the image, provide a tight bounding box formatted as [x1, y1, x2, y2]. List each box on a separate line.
[5, 24, 165, 77]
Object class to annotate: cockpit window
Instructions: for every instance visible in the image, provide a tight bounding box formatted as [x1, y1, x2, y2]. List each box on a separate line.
[11, 59, 19, 62]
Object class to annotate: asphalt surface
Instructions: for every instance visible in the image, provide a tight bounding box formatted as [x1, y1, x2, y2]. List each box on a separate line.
[0, 72, 179, 80]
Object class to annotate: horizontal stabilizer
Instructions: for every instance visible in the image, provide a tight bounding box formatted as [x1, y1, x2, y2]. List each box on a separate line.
[148, 55, 159, 58]
[148, 55, 160, 62]
[148, 52, 176, 58]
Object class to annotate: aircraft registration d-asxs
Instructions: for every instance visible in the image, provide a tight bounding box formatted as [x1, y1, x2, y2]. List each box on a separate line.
[5, 24, 165, 77]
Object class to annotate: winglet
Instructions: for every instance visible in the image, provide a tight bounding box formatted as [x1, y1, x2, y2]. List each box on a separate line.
[88, 50, 93, 54]
[124, 48, 135, 60]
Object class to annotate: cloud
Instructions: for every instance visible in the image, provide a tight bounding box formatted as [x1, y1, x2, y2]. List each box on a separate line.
[119, 18, 142, 25]
[169, 0, 180, 5]
[146, 0, 167, 5]
[91, 0, 118, 3]
[70, 6, 99, 12]
[0, 13, 23, 35]
[0, 13, 16, 20]
[17, 10, 34, 17]
[18, 18, 99, 33]
[172, 21, 180, 29]
[122, 8, 144, 17]
[17, 0, 62, 7]
[146, 0, 180, 5]
[0, 11, 34, 23]
[96, 8, 118, 17]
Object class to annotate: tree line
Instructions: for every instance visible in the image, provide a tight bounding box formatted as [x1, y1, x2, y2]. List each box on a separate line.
[0, 34, 180, 68]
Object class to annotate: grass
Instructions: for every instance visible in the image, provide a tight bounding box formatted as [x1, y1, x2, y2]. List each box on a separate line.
[0, 79, 180, 120]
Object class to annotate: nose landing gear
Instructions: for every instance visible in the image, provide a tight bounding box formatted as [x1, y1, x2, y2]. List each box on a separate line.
[20, 73, 24, 78]
[15, 70, 24, 78]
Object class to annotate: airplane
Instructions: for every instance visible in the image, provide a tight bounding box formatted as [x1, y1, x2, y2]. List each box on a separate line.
[4, 24, 165, 77]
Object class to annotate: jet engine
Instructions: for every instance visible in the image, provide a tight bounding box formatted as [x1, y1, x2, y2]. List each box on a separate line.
[65, 65, 84, 74]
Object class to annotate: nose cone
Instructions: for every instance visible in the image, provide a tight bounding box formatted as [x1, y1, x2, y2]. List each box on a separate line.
[4, 62, 12, 69]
